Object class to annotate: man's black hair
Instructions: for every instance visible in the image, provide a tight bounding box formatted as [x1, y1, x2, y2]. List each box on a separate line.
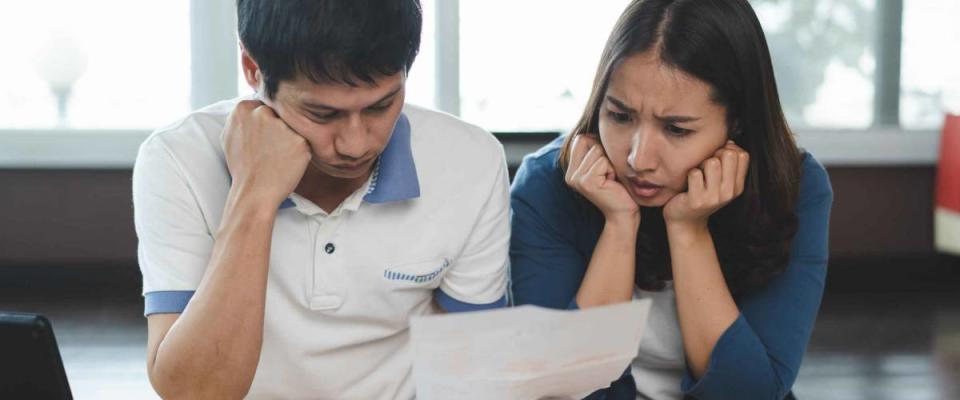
[237, 0, 422, 98]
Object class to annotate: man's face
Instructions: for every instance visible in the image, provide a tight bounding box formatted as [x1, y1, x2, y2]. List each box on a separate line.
[243, 53, 406, 180]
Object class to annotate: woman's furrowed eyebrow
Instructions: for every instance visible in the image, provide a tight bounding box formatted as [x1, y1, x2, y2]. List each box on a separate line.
[655, 114, 700, 124]
[606, 95, 700, 123]
[605, 95, 636, 114]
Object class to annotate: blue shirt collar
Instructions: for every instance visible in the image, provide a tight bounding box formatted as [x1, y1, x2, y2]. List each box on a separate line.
[364, 112, 420, 203]
[278, 112, 420, 209]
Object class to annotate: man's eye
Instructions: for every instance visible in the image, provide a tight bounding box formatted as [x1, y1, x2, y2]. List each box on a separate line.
[308, 111, 339, 122]
[366, 103, 392, 113]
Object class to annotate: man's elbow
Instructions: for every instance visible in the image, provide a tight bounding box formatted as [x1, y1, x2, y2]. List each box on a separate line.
[148, 361, 252, 400]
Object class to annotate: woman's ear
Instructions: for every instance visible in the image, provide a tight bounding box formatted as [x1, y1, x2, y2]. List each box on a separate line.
[729, 120, 743, 139]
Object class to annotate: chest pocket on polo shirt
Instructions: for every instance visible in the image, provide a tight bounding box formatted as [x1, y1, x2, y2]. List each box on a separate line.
[383, 258, 449, 289]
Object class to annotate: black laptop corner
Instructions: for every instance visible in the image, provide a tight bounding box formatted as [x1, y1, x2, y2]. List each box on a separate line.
[0, 312, 73, 400]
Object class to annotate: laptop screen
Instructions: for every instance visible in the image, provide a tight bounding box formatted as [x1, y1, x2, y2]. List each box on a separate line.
[0, 312, 73, 400]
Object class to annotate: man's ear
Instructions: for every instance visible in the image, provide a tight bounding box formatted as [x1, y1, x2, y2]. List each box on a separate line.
[240, 46, 263, 94]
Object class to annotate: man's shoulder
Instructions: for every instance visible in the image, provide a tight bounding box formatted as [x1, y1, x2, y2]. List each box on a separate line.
[402, 103, 503, 156]
[135, 98, 239, 194]
[142, 97, 243, 155]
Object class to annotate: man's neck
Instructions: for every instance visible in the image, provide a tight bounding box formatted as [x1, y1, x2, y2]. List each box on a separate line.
[294, 164, 373, 214]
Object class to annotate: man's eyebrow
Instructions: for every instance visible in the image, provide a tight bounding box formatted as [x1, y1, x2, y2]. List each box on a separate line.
[301, 85, 403, 112]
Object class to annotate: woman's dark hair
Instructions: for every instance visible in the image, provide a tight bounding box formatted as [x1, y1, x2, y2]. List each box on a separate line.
[237, 0, 422, 99]
[559, 0, 802, 295]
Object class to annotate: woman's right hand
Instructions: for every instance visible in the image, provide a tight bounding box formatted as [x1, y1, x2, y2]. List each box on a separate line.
[565, 134, 639, 224]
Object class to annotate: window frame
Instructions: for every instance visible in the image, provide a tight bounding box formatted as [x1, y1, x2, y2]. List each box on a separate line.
[0, 0, 941, 169]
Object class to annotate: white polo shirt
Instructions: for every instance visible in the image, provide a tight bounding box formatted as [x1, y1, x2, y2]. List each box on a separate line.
[132, 98, 510, 399]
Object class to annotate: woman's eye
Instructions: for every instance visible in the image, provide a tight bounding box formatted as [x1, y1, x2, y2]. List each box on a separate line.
[666, 124, 692, 136]
[607, 110, 631, 124]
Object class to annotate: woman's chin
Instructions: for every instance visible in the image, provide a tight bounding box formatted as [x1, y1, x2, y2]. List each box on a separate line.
[632, 193, 670, 208]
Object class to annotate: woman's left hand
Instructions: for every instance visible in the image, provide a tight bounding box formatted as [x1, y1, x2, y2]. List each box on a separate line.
[663, 140, 750, 228]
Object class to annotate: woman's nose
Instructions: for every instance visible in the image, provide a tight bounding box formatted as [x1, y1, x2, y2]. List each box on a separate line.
[627, 129, 658, 172]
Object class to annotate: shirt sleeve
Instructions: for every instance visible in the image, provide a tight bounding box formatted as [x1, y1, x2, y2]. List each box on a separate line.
[133, 137, 213, 316]
[509, 152, 590, 310]
[435, 150, 511, 313]
[682, 156, 834, 399]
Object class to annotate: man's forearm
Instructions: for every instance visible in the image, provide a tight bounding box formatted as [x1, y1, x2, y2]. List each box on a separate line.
[149, 184, 278, 398]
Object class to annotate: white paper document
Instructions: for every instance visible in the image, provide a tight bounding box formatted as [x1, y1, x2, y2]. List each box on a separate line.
[410, 300, 652, 400]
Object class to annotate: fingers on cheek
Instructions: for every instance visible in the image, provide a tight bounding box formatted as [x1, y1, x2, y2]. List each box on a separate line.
[689, 171, 704, 209]
[688, 169, 703, 201]
[700, 157, 716, 171]
[693, 166, 718, 209]
[706, 158, 722, 180]
[723, 151, 737, 165]
[737, 152, 750, 179]
[581, 161, 603, 188]
[722, 154, 738, 187]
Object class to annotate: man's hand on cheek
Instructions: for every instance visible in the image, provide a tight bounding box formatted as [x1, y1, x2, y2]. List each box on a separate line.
[221, 100, 313, 207]
[663, 140, 749, 227]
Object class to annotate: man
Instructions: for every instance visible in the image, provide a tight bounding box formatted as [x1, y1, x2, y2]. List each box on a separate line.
[133, 1, 509, 398]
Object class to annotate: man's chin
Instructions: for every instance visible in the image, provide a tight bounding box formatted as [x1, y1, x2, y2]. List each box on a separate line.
[312, 161, 374, 180]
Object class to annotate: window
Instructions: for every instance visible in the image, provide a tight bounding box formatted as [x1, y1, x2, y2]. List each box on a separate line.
[459, 0, 630, 132]
[456, 0, 955, 134]
[0, 1, 191, 130]
[755, 0, 877, 129]
[900, 0, 960, 129]
[2, 0, 950, 167]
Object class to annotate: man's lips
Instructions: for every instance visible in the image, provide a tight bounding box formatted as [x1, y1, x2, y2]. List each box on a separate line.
[330, 158, 374, 170]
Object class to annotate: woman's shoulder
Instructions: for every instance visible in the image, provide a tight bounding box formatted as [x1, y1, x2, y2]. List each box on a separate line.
[510, 135, 597, 227]
[511, 135, 568, 195]
[797, 150, 834, 208]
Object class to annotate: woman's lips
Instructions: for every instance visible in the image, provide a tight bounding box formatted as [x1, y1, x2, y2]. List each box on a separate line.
[628, 179, 663, 198]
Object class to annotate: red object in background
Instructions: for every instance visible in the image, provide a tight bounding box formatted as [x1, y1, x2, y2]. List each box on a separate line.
[935, 113, 960, 255]
[937, 114, 960, 212]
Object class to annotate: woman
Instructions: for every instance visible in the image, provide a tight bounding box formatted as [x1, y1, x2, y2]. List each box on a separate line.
[509, 0, 832, 399]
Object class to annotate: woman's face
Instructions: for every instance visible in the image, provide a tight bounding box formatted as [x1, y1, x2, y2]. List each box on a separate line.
[598, 51, 730, 207]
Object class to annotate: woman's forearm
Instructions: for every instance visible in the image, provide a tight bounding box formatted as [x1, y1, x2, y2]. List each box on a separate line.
[576, 215, 640, 308]
[666, 222, 739, 378]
